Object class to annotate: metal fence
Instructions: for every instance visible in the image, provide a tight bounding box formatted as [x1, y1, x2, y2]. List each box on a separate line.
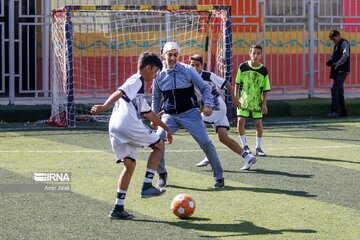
[0, 0, 359, 104]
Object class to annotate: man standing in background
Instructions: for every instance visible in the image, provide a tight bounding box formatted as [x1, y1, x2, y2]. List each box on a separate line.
[326, 30, 351, 118]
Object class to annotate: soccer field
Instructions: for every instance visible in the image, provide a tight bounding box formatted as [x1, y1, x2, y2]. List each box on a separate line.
[1, 118, 360, 240]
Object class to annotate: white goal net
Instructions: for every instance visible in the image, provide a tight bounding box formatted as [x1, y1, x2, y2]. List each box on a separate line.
[51, 5, 232, 127]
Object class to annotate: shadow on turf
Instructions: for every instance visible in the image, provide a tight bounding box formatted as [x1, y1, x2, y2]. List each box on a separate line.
[273, 155, 360, 165]
[265, 134, 360, 143]
[223, 168, 314, 178]
[266, 124, 346, 132]
[167, 184, 316, 197]
[132, 218, 317, 237]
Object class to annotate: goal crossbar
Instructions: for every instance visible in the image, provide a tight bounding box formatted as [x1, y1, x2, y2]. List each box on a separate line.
[53, 5, 230, 12]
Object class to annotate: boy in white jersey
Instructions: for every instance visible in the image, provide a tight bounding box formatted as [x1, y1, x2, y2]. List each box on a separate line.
[91, 52, 172, 220]
[235, 44, 271, 166]
[189, 54, 256, 170]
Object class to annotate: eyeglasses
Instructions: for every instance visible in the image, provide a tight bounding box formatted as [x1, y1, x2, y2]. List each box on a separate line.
[166, 52, 179, 58]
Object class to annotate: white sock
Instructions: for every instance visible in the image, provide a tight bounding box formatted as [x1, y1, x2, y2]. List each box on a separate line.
[115, 189, 126, 206]
[144, 168, 155, 183]
[239, 135, 248, 147]
[256, 137, 262, 149]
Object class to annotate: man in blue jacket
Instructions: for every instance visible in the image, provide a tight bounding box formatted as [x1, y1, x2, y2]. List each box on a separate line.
[152, 42, 225, 189]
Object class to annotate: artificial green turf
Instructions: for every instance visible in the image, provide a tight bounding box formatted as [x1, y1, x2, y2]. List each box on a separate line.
[1, 120, 360, 239]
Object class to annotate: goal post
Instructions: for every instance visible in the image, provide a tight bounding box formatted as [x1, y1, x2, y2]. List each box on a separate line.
[50, 5, 232, 127]
[64, 8, 75, 127]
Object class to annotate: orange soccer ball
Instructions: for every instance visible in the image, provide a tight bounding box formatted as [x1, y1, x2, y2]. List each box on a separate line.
[171, 193, 196, 219]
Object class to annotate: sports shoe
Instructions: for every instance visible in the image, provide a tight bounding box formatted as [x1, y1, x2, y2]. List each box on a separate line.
[214, 178, 225, 189]
[141, 186, 166, 198]
[326, 112, 338, 118]
[109, 210, 134, 220]
[241, 154, 257, 170]
[243, 145, 252, 154]
[157, 172, 167, 188]
[196, 157, 210, 167]
[256, 148, 267, 157]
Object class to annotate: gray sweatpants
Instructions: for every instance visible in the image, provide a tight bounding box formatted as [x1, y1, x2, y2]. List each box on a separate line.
[156, 108, 223, 181]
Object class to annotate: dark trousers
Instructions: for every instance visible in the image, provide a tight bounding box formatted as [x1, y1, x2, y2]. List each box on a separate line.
[330, 72, 348, 116]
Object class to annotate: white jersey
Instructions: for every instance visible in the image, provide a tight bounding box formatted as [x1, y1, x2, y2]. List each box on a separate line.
[109, 74, 157, 149]
[199, 71, 228, 125]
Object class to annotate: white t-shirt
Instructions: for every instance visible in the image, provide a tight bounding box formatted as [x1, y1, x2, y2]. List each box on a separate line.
[199, 71, 228, 124]
[109, 74, 156, 148]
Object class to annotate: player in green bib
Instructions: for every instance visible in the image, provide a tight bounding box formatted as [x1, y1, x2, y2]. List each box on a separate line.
[235, 44, 270, 166]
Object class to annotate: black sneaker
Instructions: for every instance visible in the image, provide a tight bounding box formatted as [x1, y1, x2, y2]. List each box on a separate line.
[141, 186, 166, 198]
[157, 172, 167, 188]
[214, 178, 225, 189]
[109, 210, 134, 220]
[255, 148, 267, 157]
[243, 145, 252, 154]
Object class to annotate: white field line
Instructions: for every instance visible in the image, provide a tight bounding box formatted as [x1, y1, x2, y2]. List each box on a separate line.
[0, 144, 359, 153]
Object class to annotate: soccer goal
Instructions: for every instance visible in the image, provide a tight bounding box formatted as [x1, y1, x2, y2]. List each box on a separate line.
[50, 5, 232, 127]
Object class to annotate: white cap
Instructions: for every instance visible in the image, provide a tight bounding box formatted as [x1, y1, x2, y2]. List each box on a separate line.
[163, 42, 180, 53]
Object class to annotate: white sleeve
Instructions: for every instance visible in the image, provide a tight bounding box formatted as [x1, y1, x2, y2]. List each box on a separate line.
[210, 73, 226, 89]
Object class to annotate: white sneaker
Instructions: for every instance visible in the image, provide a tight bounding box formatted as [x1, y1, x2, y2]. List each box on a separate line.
[196, 157, 210, 167]
[241, 154, 257, 170]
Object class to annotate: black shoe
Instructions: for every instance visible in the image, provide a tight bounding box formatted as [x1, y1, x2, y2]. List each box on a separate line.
[326, 112, 338, 118]
[141, 186, 166, 198]
[256, 148, 267, 157]
[214, 178, 225, 189]
[157, 172, 167, 188]
[109, 210, 134, 220]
